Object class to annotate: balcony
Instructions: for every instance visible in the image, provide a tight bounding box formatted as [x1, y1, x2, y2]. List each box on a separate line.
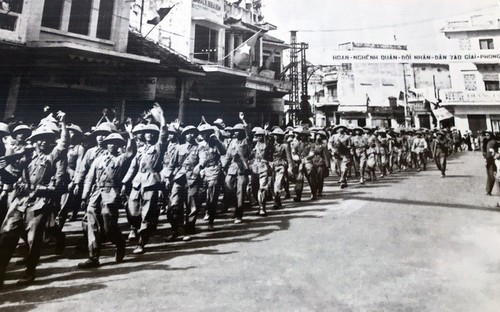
[439, 90, 500, 105]
[224, 3, 261, 26]
[443, 15, 500, 32]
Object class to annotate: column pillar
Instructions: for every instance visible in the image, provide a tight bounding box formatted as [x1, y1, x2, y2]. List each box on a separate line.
[227, 31, 235, 68]
[5, 75, 21, 120]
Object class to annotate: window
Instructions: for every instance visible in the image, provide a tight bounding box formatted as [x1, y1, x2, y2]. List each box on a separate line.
[194, 24, 218, 62]
[479, 39, 494, 50]
[464, 74, 477, 91]
[68, 0, 92, 35]
[484, 81, 500, 91]
[1, 0, 23, 13]
[41, 0, 64, 29]
[96, 0, 114, 39]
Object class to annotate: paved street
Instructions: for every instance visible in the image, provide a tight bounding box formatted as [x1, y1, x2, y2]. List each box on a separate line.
[1, 151, 500, 311]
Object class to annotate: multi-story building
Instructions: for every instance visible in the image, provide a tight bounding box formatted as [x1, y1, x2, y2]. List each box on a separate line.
[132, 0, 291, 125]
[324, 42, 408, 128]
[441, 12, 500, 133]
[0, 0, 168, 126]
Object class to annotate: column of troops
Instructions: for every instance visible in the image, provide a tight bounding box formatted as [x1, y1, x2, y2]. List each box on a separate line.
[0, 104, 453, 288]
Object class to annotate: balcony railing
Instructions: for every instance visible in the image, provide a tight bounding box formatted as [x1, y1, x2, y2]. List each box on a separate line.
[224, 3, 261, 25]
[444, 15, 500, 31]
[440, 90, 500, 104]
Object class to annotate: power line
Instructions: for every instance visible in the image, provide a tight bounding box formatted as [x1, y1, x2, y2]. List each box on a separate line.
[296, 4, 498, 33]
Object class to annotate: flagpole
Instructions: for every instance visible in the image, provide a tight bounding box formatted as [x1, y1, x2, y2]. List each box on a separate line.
[140, 0, 144, 34]
[221, 29, 263, 61]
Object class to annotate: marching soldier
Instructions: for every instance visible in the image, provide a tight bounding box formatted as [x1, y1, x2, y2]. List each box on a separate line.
[271, 128, 293, 209]
[412, 131, 428, 171]
[329, 125, 350, 188]
[251, 128, 273, 216]
[376, 129, 390, 177]
[167, 125, 202, 240]
[0, 112, 68, 287]
[122, 106, 166, 254]
[223, 116, 251, 224]
[433, 130, 448, 178]
[311, 130, 330, 197]
[198, 124, 226, 229]
[351, 127, 368, 184]
[292, 128, 314, 201]
[78, 129, 135, 269]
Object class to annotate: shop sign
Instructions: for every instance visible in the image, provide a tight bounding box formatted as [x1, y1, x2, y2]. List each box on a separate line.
[156, 77, 177, 98]
[192, 0, 223, 23]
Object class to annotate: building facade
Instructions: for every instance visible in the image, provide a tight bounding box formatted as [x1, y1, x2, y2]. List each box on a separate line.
[131, 0, 291, 126]
[441, 12, 500, 133]
[0, 0, 162, 127]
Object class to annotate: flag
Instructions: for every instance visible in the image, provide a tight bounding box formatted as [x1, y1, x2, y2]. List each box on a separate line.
[366, 93, 371, 107]
[428, 98, 453, 122]
[147, 6, 174, 24]
[233, 31, 261, 70]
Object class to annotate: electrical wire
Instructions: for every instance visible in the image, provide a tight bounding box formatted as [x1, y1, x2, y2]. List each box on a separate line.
[295, 4, 498, 33]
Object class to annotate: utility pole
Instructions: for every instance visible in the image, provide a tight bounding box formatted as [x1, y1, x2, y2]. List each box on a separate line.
[402, 64, 409, 127]
[289, 31, 299, 125]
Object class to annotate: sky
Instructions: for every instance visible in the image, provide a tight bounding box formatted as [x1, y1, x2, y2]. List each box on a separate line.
[262, 0, 499, 64]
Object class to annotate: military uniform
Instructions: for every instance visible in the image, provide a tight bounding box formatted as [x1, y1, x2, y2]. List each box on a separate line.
[310, 140, 330, 197]
[250, 137, 273, 214]
[81, 140, 134, 265]
[168, 138, 202, 236]
[271, 133, 293, 208]
[433, 134, 448, 177]
[223, 134, 251, 222]
[351, 134, 368, 183]
[122, 138, 164, 249]
[329, 132, 351, 187]
[412, 135, 428, 171]
[0, 126, 67, 285]
[198, 134, 226, 225]
[292, 136, 313, 201]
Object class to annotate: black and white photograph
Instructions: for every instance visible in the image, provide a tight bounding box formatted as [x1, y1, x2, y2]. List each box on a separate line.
[0, 0, 500, 310]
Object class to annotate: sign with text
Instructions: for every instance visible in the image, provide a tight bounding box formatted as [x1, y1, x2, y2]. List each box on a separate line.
[192, 0, 224, 24]
[332, 51, 500, 64]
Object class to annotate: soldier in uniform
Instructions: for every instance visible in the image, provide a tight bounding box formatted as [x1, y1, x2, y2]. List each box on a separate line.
[350, 127, 368, 184]
[412, 131, 428, 171]
[329, 125, 350, 188]
[376, 129, 390, 177]
[159, 125, 179, 217]
[122, 108, 166, 254]
[271, 128, 293, 209]
[0, 112, 68, 287]
[311, 130, 330, 197]
[0, 124, 30, 225]
[250, 128, 273, 216]
[292, 128, 313, 201]
[167, 125, 202, 240]
[198, 124, 226, 229]
[71, 123, 113, 205]
[223, 120, 251, 224]
[433, 131, 448, 178]
[78, 129, 135, 269]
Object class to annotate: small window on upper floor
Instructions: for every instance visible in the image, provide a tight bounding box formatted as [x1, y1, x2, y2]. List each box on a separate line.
[485, 81, 500, 91]
[41, 0, 64, 29]
[194, 24, 218, 62]
[68, 0, 93, 35]
[479, 39, 494, 50]
[96, 0, 114, 40]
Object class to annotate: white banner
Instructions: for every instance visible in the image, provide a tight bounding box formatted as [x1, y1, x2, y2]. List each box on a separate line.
[432, 107, 454, 121]
[332, 51, 500, 64]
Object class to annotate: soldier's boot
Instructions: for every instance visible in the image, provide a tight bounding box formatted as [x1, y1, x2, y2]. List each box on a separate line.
[78, 257, 100, 269]
[273, 192, 282, 209]
[293, 191, 302, 202]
